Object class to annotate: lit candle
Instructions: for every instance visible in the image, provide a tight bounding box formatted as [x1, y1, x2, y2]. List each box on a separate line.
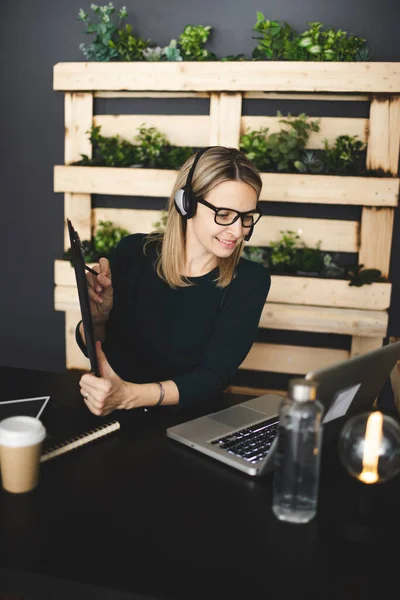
[359, 411, 383, 484]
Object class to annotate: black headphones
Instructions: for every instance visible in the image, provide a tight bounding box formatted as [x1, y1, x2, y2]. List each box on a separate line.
[174, 146, 255, 242]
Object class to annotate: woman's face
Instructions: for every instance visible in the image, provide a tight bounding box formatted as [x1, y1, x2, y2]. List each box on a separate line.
[188, 180, 258, 258]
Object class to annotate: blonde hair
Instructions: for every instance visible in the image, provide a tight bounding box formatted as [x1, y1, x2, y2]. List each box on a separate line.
[144, 146, 262, 289]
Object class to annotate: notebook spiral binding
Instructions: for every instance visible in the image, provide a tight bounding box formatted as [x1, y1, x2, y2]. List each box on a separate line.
[40, 420, 120, 463]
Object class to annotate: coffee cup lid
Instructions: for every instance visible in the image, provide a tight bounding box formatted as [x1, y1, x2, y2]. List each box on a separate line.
[0, 416, 46, 447]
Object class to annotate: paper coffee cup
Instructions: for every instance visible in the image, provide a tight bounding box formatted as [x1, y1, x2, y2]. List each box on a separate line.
[0, 416, 46, 494]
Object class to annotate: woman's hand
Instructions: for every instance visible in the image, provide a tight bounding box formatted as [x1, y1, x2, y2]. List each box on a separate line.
[80, 341, 133, 416]
[87, 257, 113, 323]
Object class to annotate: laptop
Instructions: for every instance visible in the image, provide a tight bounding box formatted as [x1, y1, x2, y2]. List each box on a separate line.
[167, 340, 400, 476]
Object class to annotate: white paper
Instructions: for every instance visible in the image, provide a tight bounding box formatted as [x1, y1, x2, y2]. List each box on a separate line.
[322, 384, 361, 424]
[0, 396, 50, 419]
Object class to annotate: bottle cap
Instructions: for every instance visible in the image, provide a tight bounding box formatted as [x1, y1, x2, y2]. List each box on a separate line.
[289, 378, 318, 402]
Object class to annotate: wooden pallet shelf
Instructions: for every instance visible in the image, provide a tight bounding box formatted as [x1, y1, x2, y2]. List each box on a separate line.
[53, 61, 400, 383]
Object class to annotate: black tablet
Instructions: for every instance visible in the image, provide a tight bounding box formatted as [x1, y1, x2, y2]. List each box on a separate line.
[67, 219, 100, 377]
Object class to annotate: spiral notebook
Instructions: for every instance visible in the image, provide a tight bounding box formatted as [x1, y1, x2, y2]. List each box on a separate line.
[41, 420, 120, 463]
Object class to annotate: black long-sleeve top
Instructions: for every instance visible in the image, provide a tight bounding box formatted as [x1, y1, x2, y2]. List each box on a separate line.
[77, 233, 271, 407]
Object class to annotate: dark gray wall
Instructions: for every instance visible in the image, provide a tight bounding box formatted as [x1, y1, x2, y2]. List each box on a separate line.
[1, 0, 400, 377]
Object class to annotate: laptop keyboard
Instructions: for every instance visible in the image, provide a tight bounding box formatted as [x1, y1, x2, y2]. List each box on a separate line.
[210, 418, 279, 464]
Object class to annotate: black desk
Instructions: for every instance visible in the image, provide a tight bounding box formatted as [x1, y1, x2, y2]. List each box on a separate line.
[0, 365, 399, 600]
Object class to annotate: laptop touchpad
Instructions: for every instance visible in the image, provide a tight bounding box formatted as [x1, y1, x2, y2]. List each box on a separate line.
[210, 406, 262, 428]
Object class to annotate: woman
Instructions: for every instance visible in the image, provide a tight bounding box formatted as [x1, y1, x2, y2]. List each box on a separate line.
[77, 146, 271, 416]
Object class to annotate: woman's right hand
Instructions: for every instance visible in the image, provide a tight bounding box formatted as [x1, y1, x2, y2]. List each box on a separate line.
[87, 257, 114, 323]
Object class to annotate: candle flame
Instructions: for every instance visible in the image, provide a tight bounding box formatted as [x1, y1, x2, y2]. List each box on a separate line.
[359, 411, 383, 484]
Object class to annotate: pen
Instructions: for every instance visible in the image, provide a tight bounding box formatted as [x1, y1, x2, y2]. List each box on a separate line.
[85, 265, 99, 276]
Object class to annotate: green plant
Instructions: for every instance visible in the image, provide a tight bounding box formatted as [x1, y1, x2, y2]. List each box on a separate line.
[269, 230, 301, 272]
[163, 39, 183, 61]
[323, 254, 345, 278]
[78, 3, 128, 61]
[74, 125, 138, 167]
[134, 125, 168, 166]
[152, 210, 168, 233]
[322, 134, 365, 175]
[240, 112, 320, 172]
[294, 150, 325, 174]
[94, 220, 130, 255]
[158, 145, 194, 169]
[178, 25, 216, 61]
[293, 242, 324, 274]
[109, 23, 149, 61]
[251, 15, 369, 62]
[266, 112, 320, 171]
[252, 13, 294, 60]
[242, 246, 268, 266]
[347, 264, 383, 287]
[355, 44, 371, 61]
[295, 21, 366, 61]
[73, 124, 194, 169]
[142, 46, 164, 61]
[239, 127, 271, 170]
[63, 220, 130, 263]
[221, 54, 246, 61]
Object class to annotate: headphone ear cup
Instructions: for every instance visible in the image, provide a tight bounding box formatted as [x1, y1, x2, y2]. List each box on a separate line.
[174, 188, 189, 219]
[174, 186, 198, 220]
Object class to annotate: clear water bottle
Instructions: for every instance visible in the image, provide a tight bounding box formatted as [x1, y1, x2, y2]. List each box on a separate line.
[272, 378, 324, 524]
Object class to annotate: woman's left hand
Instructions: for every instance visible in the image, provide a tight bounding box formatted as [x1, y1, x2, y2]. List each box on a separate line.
[79, 341, 132, 416]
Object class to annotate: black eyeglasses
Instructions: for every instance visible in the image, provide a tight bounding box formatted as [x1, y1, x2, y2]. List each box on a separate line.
[197, 198, 263, 228]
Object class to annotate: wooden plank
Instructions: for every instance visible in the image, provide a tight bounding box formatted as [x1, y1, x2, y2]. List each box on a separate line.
[93, 207, 358, 252]
[64, 92, 93, 165]
[389, 96, 400, 174]
[366, 96, 400, 174]
[63, 92, 93, 255]
[240, 342, 349, 374]
[64, 193, 92, 250]
[358, 207, 395, 278]
[218, 93, 242, 147]
[93, 115, 211, 147]
[268, 276, 391, 310]
[350, 336, 383, 357]
[93, 114, 368, 149]
[259, 173, 399, 206]
[53, 62, 400, 93]
[209, 93, 220, 145]
[65, 310, 90, 371]
[260, 303, 388, 337]
[242, 116, 368, 147]
[94, 91, 210, 98]
[54, 261, 391, 312]
[366, 97, 391, 171]
[93, 208, 162, 234]
[250, 215, 358, 252]
[54, 166, 400, 206]
[54, 166, 177, 197]
[95, 91, 368, 101]
[245, 92, 369, 101]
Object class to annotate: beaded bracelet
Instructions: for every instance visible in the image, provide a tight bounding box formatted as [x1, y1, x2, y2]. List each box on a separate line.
[155, 382, 165, 406]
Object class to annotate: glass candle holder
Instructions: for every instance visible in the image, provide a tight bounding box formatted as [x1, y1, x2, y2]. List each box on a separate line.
[338, 411, 400, 484]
